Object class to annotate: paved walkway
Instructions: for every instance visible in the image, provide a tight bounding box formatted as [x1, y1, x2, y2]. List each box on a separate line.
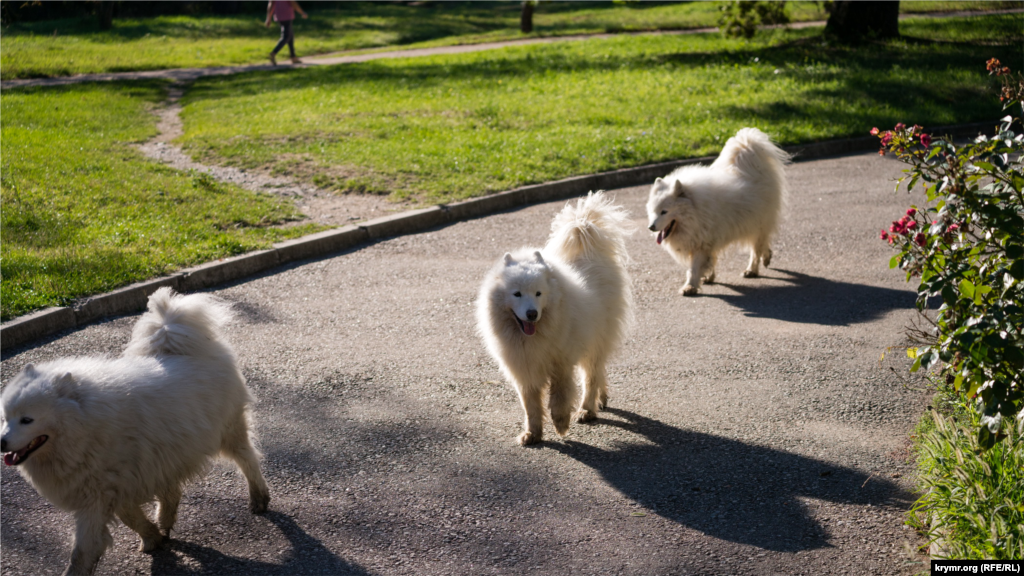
[1, 149, 930, 575]
[3, 8, 1019, 89]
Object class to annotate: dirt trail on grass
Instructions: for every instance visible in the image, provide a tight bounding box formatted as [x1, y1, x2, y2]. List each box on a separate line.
[3, 8, 1019, 90]
[136, 83, 397, 227]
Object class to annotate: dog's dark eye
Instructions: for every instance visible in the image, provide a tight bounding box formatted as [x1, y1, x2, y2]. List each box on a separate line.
[536, 292, 541, 297]
[513, 291, 521, 298]
[660, 210, 667, 215]
[19, 417, 33, 425]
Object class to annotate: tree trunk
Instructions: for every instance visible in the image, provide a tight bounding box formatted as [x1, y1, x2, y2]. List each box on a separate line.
[520, 1, 534, 34]
[825, 1, 900, 43]
[97, 1, 114, 31]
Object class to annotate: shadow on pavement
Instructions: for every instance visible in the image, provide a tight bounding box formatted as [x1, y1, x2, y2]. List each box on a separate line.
[707, 268, 915, 326]
[150, 511, 368, 576]
[552, 408, 912, 552]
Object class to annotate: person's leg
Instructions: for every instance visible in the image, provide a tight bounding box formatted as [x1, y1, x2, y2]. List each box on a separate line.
[284, 20, 295, 58]
[271, 20, 290, 56]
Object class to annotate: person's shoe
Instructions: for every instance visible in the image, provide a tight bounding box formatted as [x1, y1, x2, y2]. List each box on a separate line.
[290, 57, 302, 64]
[269, 53, 277, 66]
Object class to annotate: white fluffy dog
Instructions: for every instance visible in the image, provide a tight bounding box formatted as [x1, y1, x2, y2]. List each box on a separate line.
[477, 192, 632, 446]
[1, 288, 270, 576]
[646, 127, 790, 296]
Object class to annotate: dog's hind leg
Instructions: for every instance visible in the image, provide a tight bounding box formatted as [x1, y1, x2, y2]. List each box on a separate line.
[548, 365, 579, 436]
[66, 510, 113, 576]
[516, 383, 545, 446]
[156, 484, 182, 537]
[701, 253, 718, 284]
[576, 358, 607, 422]
[745, 236, 771, 277]
[116, 505, 164, 553]
[220, 412, 271, 514]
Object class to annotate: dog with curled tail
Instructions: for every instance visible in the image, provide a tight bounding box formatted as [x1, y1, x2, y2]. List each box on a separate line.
[477, 192, 633, 445]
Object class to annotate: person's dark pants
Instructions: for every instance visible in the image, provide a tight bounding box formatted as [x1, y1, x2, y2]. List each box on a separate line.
[272, 20, 295, 57]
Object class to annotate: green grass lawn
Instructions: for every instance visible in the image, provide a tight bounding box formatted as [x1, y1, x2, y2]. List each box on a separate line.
[1, 1, 1014, 79]
[0, 82, 325, 320]
[177, 14, 1022, 206]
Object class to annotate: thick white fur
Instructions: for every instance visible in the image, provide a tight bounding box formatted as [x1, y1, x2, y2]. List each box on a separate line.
[0, 288, 269, 576]
[476, 192, 633, 445]
[646, 127, 790, 295]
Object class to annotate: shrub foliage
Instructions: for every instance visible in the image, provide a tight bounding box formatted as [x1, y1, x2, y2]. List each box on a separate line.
[877, 59, 1024, 449]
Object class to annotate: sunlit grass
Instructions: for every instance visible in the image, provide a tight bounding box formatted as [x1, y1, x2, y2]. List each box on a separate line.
[0, 82, 325, 320]
[2, 1, 1014, 79]
[178, 15, 1021, 205]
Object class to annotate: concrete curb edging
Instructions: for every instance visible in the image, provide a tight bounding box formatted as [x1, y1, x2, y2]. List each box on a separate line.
[0, 119, 998, 351]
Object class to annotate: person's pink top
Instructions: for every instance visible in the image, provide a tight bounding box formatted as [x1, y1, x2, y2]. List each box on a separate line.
[272, 1, 295, 22]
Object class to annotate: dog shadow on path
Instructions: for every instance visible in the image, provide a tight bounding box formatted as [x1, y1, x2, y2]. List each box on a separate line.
[706, 268, 916, 326]
[150, 511, 368, 575]
[552, 408, 912, 553]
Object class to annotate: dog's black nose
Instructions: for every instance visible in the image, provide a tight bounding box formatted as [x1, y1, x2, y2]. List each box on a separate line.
[526, 309, 538, 321]
[1, 439, 6, 452]
[648, 224, 656, 232]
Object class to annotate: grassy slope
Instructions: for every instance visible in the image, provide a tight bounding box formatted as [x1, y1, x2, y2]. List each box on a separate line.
[0, 82, 324, 320]
[1, 1, 1014, 79]
[178, 14, 1023, 206]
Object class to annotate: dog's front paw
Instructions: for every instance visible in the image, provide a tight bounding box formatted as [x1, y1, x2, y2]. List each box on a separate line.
[575, 409, 598, 423]
[702, 272, 716, 284]
[598, 392, 609, 410]
[762, 249, 772, 268]
[680, 284, 699, 296]
[249, 491, 270, 514]
[139, 534, 165, 553]
[742, 269, 759, 278]
[517, 431, 542, 446]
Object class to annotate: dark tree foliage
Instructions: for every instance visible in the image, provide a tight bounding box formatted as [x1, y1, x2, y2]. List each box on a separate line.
[718, 1, 789, 39]
[521, 0, 535, 34]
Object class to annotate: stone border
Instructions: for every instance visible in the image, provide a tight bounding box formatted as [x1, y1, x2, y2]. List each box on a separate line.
[0, 120, 997, 351]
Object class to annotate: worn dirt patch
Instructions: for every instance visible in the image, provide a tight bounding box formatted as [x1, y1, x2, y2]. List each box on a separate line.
[137, 83, 406, 227]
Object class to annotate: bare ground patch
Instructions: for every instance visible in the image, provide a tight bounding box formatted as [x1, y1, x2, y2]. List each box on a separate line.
[137, 83, 409, 228]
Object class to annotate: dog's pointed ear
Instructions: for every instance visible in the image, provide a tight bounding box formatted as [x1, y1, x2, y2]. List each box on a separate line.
[503, 253, 514, 266]
[53, 372, 78, 398]
[673, 180, 688, 198]
[533, 251, 545, 265]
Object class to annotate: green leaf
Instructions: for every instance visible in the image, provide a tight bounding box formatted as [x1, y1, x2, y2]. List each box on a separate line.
[889, 254, 900, 269]
[960, 279, 976, 299]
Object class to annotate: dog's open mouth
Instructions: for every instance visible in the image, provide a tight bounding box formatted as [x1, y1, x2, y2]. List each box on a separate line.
[3, 435, 47, 466]
[514, 315, 537, 336]
[656, 220, 676, 245]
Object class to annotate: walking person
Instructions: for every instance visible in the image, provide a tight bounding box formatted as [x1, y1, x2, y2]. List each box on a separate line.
[266, 0, 308, 65]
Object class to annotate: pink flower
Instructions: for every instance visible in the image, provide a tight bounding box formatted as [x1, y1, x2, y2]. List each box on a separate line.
[880, 131, 893, 146]
[914, 233, 926, 247]
[906, 220, 918, 230]
[920, 133, 932, 147]
[870, 127, 879, 136]
[880, 230, 889, 240]
[948, 223, 960, 233]
[894, 123, 906, 131]
[912, 124, 923, 134]
[906, 208, 916, 217]
[889, 223, 900, 234]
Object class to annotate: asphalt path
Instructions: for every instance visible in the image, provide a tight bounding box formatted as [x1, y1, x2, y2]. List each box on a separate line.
[1, 149, 930, 575]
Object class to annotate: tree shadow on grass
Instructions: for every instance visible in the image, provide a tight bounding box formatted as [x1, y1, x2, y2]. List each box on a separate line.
[704, 268, 916, 326]
[552, 408, 913, 552]
[150, 511, 369, 576]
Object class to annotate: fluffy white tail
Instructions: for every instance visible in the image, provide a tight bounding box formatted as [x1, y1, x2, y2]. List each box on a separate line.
[124, 287, 235, 358]
[546, 191, 633, 265]
[713, 127, 791, 191]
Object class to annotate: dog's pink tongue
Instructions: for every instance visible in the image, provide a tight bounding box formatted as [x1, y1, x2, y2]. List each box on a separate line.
[656, 230, 664, 245]
[4, 452, 19, 466]
[522, 321, 536, 336]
